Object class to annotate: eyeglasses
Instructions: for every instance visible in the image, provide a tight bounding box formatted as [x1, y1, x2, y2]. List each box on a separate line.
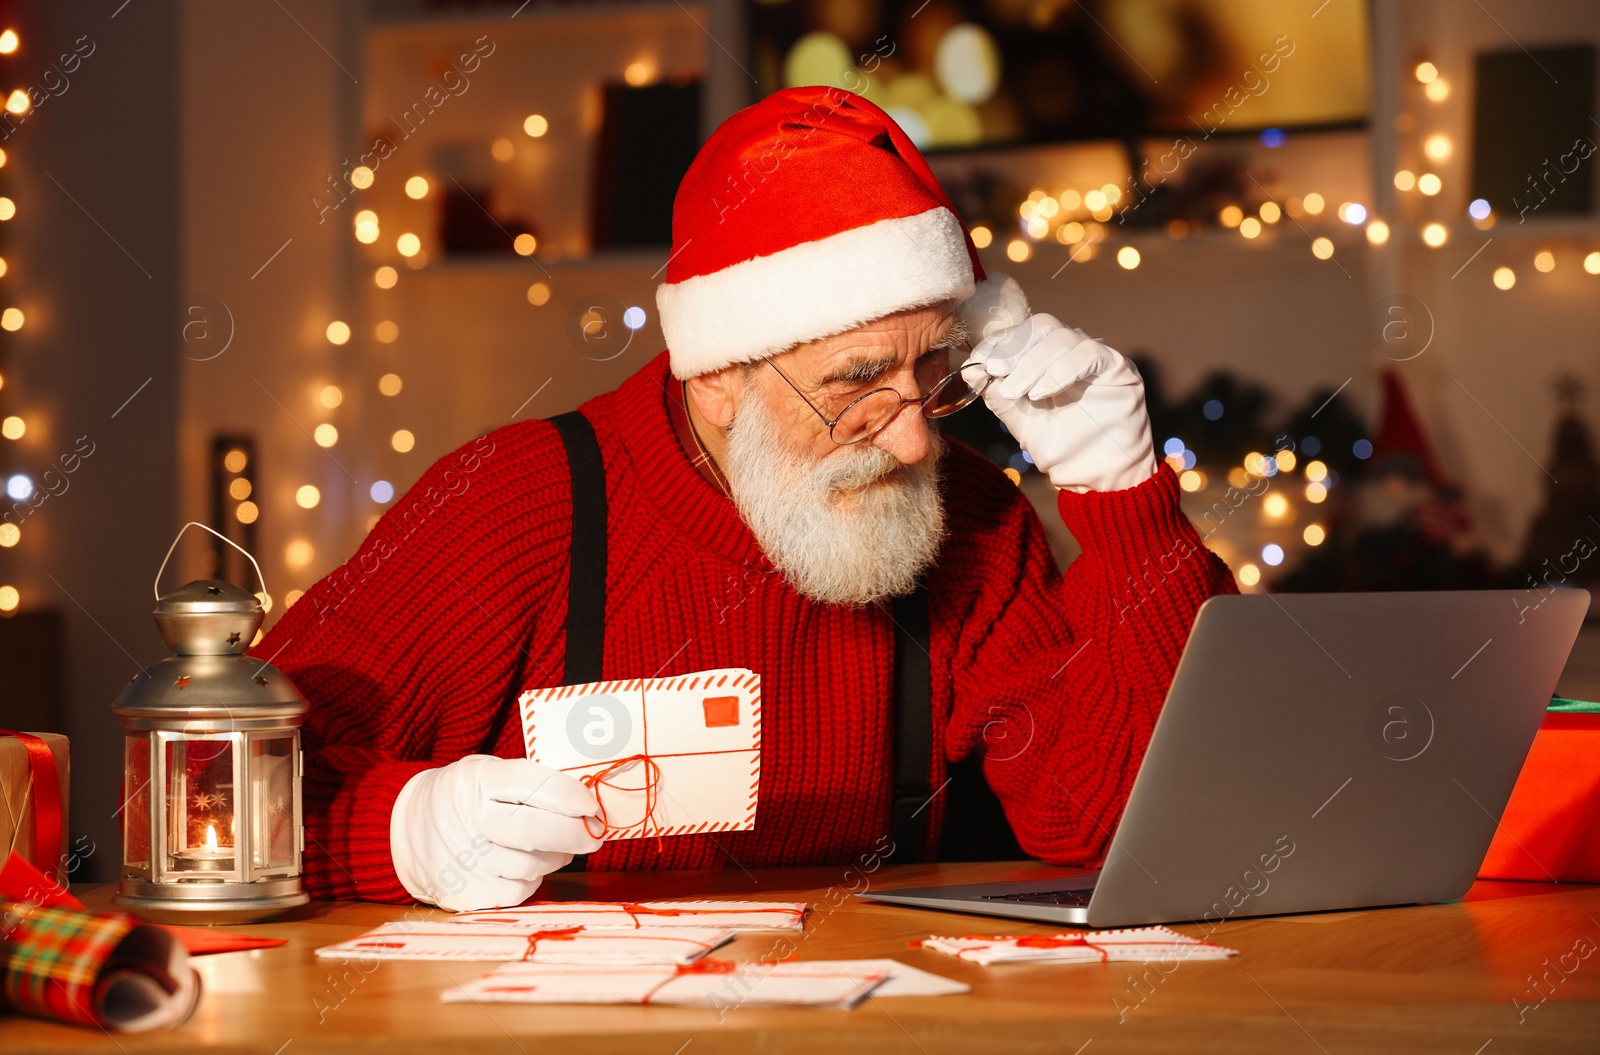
[765, 351, 991, 445]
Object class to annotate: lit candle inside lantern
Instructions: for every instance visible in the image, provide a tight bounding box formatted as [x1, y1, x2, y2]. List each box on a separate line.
[174, 819, 235, 872]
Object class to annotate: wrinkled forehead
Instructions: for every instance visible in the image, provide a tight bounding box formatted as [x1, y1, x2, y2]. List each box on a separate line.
[781, 301, 964, 379]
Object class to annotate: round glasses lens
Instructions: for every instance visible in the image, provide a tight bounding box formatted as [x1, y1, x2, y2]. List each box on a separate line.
[832, 388, 904, 444]
[924, 366, 985, 418]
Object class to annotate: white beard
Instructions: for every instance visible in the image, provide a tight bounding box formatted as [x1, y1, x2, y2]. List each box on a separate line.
[721, 383, 948, 607]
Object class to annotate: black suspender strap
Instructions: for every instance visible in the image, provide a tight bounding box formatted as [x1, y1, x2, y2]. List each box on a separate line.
[550, 411, 608, 685]
[887, 581, 933, 863]
[475, 411, 608, 758]
[886, 582, 1025, 864]
[550, 410, 610, 874]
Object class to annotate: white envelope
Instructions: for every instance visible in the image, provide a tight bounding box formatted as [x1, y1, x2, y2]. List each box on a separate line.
[921, 926, 1238, 965]
[315, 923, 733, 965]
[443, 961, 885, 1009]
[449, 900, 807, 931]
[781, 959, 970, 997]
[518, 669, 761, 840]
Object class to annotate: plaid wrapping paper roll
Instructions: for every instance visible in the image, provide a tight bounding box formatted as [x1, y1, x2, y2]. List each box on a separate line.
[1, 897, 201, 1032]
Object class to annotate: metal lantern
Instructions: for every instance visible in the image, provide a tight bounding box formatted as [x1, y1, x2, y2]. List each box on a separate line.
[113, 523, 310, 924]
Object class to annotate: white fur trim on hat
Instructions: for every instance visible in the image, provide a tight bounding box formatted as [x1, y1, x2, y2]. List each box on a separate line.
[658, 206, 977, 379]
[957, 271, 1031, 342]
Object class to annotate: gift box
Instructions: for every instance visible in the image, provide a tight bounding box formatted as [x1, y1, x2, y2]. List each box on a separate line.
[1478, 698, 1600, 882]
[0, 731, 70, 887]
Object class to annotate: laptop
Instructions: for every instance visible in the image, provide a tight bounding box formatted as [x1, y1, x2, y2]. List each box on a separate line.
[856, 589, 1588, 928]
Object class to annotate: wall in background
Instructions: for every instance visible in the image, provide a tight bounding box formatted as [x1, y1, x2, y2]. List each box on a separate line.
[179, 0, 363, 640]
[178, 0, 713, 623]
[1379, 0, 1600, 564]
[2, 1, 183, 882]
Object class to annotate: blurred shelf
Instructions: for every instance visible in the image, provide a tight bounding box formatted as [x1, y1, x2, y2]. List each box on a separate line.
[365, 0, 706, 34]
[1433, 214, 1600, 240]
[390, 247, 671, 276]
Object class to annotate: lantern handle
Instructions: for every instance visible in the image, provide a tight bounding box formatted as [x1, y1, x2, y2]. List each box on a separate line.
[154, 521, 268, 603]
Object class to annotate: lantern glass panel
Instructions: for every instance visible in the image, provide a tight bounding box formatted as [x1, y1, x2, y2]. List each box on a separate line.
[248, 734, 297, 876]
[121, 733, 151, 876]
[163, 735, 239, 876]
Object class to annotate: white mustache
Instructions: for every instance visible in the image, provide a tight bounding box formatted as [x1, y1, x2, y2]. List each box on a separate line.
[821, 444, 902, 493]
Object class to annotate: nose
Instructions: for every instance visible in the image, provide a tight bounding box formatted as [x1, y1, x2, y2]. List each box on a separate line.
[869, 394, 934, 466]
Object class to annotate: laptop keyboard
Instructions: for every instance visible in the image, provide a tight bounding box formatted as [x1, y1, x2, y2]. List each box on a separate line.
[977, 887, 1095, 907]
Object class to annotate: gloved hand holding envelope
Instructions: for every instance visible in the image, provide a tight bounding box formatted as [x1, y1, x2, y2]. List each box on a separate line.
[517, 668, 761, 841]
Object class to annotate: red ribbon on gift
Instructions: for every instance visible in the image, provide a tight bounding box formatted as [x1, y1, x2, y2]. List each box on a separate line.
[0, 730, 64, 887]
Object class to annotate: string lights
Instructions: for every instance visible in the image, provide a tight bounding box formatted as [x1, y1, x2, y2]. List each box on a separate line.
[0, 26, 20, 614]
[988, 59, 1596, 288]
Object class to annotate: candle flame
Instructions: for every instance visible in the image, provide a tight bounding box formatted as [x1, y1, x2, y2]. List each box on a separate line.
[204, 823, 219, 850]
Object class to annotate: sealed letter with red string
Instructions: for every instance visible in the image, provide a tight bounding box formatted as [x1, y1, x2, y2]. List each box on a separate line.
[518, 668, 761, 842]
[442, 960, 886, 1009]
[315, 924, 736, 965]
[919, 926, 1238, 965]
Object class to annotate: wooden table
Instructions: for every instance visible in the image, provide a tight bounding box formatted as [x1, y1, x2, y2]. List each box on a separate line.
[6, 861, 1600, 1053]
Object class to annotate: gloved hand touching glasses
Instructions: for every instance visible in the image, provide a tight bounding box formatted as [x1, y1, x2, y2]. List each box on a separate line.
[965, 312, 1158, 494]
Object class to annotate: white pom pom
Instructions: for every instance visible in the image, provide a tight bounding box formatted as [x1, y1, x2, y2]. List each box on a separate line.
[956, 272, 1031, 342]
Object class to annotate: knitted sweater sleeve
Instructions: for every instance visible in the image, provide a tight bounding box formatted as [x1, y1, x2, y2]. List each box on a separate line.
[942, 459, 1238, 865]
[247, 422, 567, 902]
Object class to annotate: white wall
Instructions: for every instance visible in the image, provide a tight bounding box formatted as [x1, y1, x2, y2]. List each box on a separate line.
[1380, 0, 1600, 563]
[179, 1, 713, 617]
[179, 0, 363, 618]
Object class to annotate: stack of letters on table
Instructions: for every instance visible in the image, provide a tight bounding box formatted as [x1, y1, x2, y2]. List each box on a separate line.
[315, 899, 969, 1009]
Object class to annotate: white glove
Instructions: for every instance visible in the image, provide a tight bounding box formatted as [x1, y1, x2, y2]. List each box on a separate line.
[390, 754, 605, 911]
[968, 312, 1158, 493]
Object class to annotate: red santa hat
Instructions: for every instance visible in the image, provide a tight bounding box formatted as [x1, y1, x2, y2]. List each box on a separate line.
[656, 86, 1029, 380]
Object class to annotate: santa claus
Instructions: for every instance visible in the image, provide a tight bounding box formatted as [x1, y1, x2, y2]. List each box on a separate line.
[253, 86, 1236, 910]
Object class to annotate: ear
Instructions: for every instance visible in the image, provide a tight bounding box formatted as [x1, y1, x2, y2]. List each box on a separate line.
[683, 363, 746, 429]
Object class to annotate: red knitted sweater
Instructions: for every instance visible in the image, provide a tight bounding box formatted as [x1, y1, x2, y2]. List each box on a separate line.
[251, 350, 1237, 902]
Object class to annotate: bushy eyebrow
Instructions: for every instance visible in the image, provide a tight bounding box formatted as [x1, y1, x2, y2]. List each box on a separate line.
[816, 316, 970, 386]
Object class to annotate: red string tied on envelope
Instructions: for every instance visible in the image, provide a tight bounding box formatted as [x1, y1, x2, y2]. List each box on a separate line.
[930, 932, 1208, 964]
[520, 926, 583, 962]
[0, 730, 64, 887]
[579, 754, 665, 852]
[639, 958, 742, 1004]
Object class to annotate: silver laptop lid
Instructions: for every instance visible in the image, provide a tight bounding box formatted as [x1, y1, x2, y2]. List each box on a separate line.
[1085, 589, 1588, 927]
